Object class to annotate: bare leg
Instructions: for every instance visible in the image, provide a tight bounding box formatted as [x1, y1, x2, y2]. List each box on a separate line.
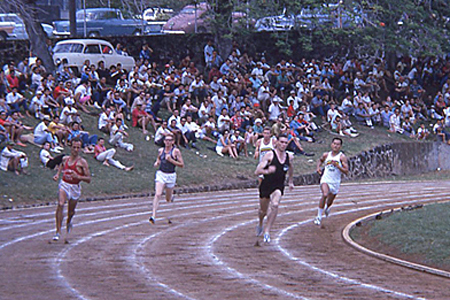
[55, 189, 68, 235]
[165, 187, 174, 202]
[67, 199, 78, 226]
[264, 190, 282, 234]
[258, 197, 270, 228]
[151, 181, 165, 220]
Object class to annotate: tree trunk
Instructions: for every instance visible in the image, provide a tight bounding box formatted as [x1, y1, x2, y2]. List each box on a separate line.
[22, 3, 55, 74]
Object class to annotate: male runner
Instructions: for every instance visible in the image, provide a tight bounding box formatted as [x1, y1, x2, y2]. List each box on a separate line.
[255, 134, 294, 243]
[53, 138, 91, 242]
[149, 133, 184, 224]
[314, 137, 349, 226]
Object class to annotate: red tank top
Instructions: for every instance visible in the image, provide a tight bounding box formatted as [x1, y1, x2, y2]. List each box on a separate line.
[62, 157, 83, 184]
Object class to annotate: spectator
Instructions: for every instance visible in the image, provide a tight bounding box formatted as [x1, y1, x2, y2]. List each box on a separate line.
[94, 138, 134, 171]
[0, 141, 28, 175]
[109, 118, 133, 152]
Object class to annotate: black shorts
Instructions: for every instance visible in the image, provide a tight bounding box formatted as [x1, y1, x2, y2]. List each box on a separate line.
[259, 183, 285, 199]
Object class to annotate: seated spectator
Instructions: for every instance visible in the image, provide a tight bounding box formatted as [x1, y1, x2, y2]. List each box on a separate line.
[380, 105, 393, 128]
[60, 97, 82, 125]
[433, 119, 450, 144]
[33, 115, 62, 152]
[6, 111, 32, 146]
[185, 115, 216, 143]
[109, 118, 133, 152]
[217, 108, 231, 133]
[402, 116, 416, 138]
[216, 129, 238, 159]
[388, 108, 404, 134]
[0, 141, 28, 175]
[354, 102, 374, 128]
[39, 141, 65, 169]
[331, 115, 359, 138]
[180, 99, 198, 119]
[230, 130, 247, 156]
[6, 87, 30, 117]
[417, 123, 430, 140]
[68, 122, 98, 153]
[154, 120, 171, 146]
[94, 138, 133, 171]
[132, 104, 157, 134]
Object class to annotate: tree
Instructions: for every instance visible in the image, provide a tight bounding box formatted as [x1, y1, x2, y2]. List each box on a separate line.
[0, 0, 55, 73]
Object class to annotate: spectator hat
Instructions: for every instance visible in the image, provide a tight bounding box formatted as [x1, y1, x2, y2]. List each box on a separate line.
[43, 115, 51, 121]
[64, 97, 75, 105]
[290, 90, 295, 94]
[255, 118, 262, 124]
[273, 98, 279, 102]
[36, 90, 43, 95]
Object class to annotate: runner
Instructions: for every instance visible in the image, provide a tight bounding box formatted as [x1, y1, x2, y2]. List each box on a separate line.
[149, 133, 184, 224]
[314, 137, 349, 226]
[255, 133, 294, 243]
[52, 138, 91, 242]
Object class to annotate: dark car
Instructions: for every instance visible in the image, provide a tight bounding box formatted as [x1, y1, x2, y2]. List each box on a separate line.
[53, 8, 145, 38]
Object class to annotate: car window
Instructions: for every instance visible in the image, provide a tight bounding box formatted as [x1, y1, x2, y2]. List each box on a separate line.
[84, 44, 101, 54]
[53, 43, 84, 53]
[103, 11, 118, 19]
[102, 45, 113, 54]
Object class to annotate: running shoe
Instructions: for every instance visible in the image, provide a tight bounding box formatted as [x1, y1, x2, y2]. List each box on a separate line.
[149, 217, 155, 224]
[53, 233, 60, 241]
[313, 216, 322, 226]
[263, 233, 271, 243]
[66, 222, 72, 233]
[256, 225, 263, 237]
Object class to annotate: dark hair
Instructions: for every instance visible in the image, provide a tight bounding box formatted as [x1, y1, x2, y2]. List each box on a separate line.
[278, 133, 288, 140]
[332, 137, 343, 145]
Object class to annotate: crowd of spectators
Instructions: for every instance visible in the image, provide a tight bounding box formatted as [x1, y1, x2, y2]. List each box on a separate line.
[1, 39, 450, 174]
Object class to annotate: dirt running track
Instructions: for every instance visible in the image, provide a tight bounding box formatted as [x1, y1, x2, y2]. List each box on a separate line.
[0, 181, 449, 300]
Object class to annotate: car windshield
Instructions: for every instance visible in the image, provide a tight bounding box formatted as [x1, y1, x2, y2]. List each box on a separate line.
[53, 43, 84, 54]
[180, 8, 196, 15]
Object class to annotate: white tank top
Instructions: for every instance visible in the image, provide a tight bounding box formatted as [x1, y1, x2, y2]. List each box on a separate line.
[259, 138, 274, 162]
[320, 151, 343, 184]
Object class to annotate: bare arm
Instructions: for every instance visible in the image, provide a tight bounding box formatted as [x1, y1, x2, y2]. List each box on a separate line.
[154, 148, 162, 168]
[339, 154, 349, 175]
[74, 158, 91, 183]
[168, 148, 184, 168]
[253, 138, 261, 159]
[255, 151, 274, 176]
[53, 156, 68, 181]
[287, 153, 294, 190]
[316, 152, 328, 175]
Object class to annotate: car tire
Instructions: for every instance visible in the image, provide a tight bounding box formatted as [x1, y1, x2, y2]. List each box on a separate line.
[88, 31, 100, 38]
[0, 31, 7, 41]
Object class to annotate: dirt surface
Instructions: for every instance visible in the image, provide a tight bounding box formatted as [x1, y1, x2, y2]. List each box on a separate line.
[0, 181, 449, 300]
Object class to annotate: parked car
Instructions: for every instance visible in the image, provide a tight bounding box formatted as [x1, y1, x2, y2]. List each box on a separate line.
[255, 4, 365, 32]
[52, 39, 135, 73]
[162, 2, 253, 34]
[142, 7, 174, 21]
[162, 2, 209, 34]
[0, 13, 53, 40]
[0, 21, 15, 41]
[53, 8, 145, 38]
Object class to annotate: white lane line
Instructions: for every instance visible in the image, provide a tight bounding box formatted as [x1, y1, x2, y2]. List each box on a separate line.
[207, 199, 433, 300]
[1, 186, 445, 234]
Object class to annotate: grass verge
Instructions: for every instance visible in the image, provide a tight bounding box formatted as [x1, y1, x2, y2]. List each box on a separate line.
[350, 201, 450, 271]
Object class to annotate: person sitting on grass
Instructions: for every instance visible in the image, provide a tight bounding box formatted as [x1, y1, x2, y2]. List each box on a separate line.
[94, 138, 133, 171]
[417, 123, 430, 140]
[68, 122, 98, 153]
[216, 129, 238, 159]
[109, 118, 134, 152]
[131, 103, 157, 135]
[0, 141, 28, 175]
[40, 141, 65, 169]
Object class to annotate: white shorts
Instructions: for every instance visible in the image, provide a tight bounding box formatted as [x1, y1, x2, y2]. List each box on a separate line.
[215, 146, 224, 154]
[321, 181, 340, 195]
[59, 181, 82, 200]
[155, 170, 177, 189]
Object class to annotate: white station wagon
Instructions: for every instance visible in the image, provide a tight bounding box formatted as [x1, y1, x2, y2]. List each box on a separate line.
[52, 39, 135, 73]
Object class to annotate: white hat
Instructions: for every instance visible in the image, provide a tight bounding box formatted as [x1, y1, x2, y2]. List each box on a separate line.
[255, 118, 262, 124]
[64, 97, 74, 105]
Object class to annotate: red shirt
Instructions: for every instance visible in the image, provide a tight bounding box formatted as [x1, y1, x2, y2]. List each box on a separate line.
[62, 157, 83, 184]
[94, 144, 105, 158]
[6, 74, 19, 89]
[132, 108, 149, 127]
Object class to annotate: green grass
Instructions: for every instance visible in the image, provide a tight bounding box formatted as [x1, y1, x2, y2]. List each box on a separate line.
[0, 110, 418, 208]
[351, 202, 450, 269]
